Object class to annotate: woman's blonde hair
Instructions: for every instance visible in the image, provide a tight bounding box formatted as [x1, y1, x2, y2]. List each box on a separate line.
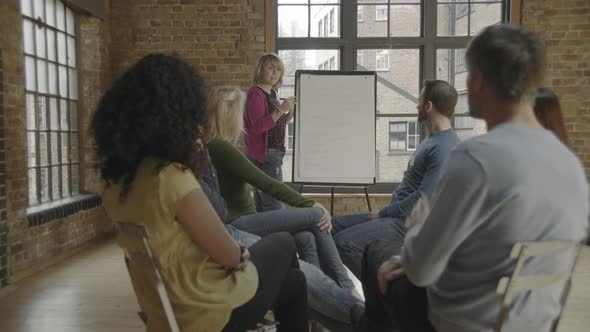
[207, 86, 246, 145]
[253, 53, 284, 89]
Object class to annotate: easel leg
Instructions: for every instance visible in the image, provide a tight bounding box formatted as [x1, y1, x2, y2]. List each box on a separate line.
[365, 186, 372, 212]
[330, 187, 335, 216]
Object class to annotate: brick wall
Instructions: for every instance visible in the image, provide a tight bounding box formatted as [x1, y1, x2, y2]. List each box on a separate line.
[109, 0, 266, 88]
[0, 0, 110, 286]
[0, 50, 7, 288]
[523, 0, 590, 174]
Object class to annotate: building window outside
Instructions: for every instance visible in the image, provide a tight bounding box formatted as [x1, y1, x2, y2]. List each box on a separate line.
[286, 121, 294, 152]
[455, 49, 467, 73]
[389, 122, 407, 151]
[357, 6, 363, 22]
[21, 0, 80, 206]
[376, 5, 388, 21]
[376, 51, 389, 71]
[318, 19, 323, 37]
[389, 121, 418, 152]
[329, 9, 335, 34]
[329, 56, 336, 70]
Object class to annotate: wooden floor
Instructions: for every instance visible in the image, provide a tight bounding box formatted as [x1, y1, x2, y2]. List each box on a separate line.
[0, 240, 144, 332]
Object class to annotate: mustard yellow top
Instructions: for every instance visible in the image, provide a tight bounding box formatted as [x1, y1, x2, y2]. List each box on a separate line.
[102, 158, 258, 332]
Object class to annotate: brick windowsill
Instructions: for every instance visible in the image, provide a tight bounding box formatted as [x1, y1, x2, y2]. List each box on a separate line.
[27, 194, 102, 227]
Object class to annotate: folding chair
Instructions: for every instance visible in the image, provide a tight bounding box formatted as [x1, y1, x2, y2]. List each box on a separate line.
[116, 221, 278, 332]
[495, 241, 580, 332]
[115, 221, 180, 332]
[554, 245, 590, 332]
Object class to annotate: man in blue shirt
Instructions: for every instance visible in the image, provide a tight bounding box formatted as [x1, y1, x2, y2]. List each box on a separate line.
[331, 79, 461, 278]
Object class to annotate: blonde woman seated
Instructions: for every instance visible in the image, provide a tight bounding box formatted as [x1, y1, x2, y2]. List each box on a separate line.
[92, 54, 308, 332]
[206, 86, 355, 291]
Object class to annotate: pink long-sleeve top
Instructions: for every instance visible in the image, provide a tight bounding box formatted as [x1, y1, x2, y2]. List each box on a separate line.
[244, 86, 276, 163]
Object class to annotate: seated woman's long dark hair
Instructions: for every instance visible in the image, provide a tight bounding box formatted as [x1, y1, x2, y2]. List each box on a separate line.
[534, 88, 570, 146]
[91, 54, 209, 198]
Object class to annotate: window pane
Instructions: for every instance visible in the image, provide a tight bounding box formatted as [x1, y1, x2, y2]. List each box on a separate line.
[58, 65, 67, 97]
[358, 5, 388, 37]
[67, 36, 76, 66]
[21, 0, 33, 17]
[69, 101, 77, 130]
[26, 94, 36, 130]
[68, 68, 77, 99]
[37, 96, 47, 129]
[60, 99, 68, 129]
[50, 132, 59, 165]
[378, 117, 415, 182]
[28, 168, 38, 205]
[437, 49, 487, 140]
[437, 4, 468, 36]
[389, 5, 420, 37]
[358, 49, 420, 115]
[40, 167, 50, 202]
[51, 165, 60, 199]
[278, 49, 340, 99]
[36, 59, 48, 93]
[70, 133, 78, 162]
[278, 5, 308, 37]
[470, 3, 502, 36]
[34, 0, 45, 22]
[310, 0, 339, 3]
[71, 165, 79, 194]
[66, 7, 74, 35]
[61, 165, 70, 197]
[46, 0, 55, 27]
[311, 5, 340, 37]
[49, 97, 58, 130]
[39, 132, 48, 166]
[23, 20, 35, 54]
[57, 32, 66, 64]
[47, 30, 56, 61]
[27, 132, 37, 167]
[56, 0, 65, 31]
[61, 132, 68, 164]
[358, 0, 387, 3]
[48, 62, 57, 94]
[278, 0, 307, 3]
[25, 56, 36, 91]
[35, 25, 46, 58]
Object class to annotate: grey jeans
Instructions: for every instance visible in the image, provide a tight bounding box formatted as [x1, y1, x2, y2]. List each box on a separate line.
[331, 212, 407, 279]
[252, 148, 284, 212]
[231, 207, 354, 289]
[226, 225, 361, 330]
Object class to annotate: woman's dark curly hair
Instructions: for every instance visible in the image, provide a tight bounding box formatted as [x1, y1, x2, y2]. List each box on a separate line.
[91, 53, 208, 198]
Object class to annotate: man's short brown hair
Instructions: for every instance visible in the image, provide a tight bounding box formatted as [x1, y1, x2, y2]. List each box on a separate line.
[466, 24, 545, 101]
[423, 79, 458, 119]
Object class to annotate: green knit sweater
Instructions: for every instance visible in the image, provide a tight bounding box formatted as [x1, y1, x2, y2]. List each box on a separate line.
[207, 138, 315, 222]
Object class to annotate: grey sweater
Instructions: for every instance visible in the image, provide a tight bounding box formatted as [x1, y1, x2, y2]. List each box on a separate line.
[402, 124, 589, 332]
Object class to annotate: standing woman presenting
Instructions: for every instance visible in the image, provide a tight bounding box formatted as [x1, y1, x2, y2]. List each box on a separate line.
[244, 53, 296, 212]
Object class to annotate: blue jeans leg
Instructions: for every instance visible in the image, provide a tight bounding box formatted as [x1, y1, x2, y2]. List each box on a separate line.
[293, 231, 320, 267]
[231, 208, 354, 289]
[331, 212, 371, 235]
[253, 149, 285, 212]
[333, 217, 406, 279]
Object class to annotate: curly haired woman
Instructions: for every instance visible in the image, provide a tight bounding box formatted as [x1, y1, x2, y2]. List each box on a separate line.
[92, 54, 308, 332]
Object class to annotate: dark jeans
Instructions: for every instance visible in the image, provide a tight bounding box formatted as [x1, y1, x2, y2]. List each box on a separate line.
[332, 212, 406, 278]
[223, 232, 308, 332]
[252, 148, 285, 212]
[361, 239, 436, 332]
